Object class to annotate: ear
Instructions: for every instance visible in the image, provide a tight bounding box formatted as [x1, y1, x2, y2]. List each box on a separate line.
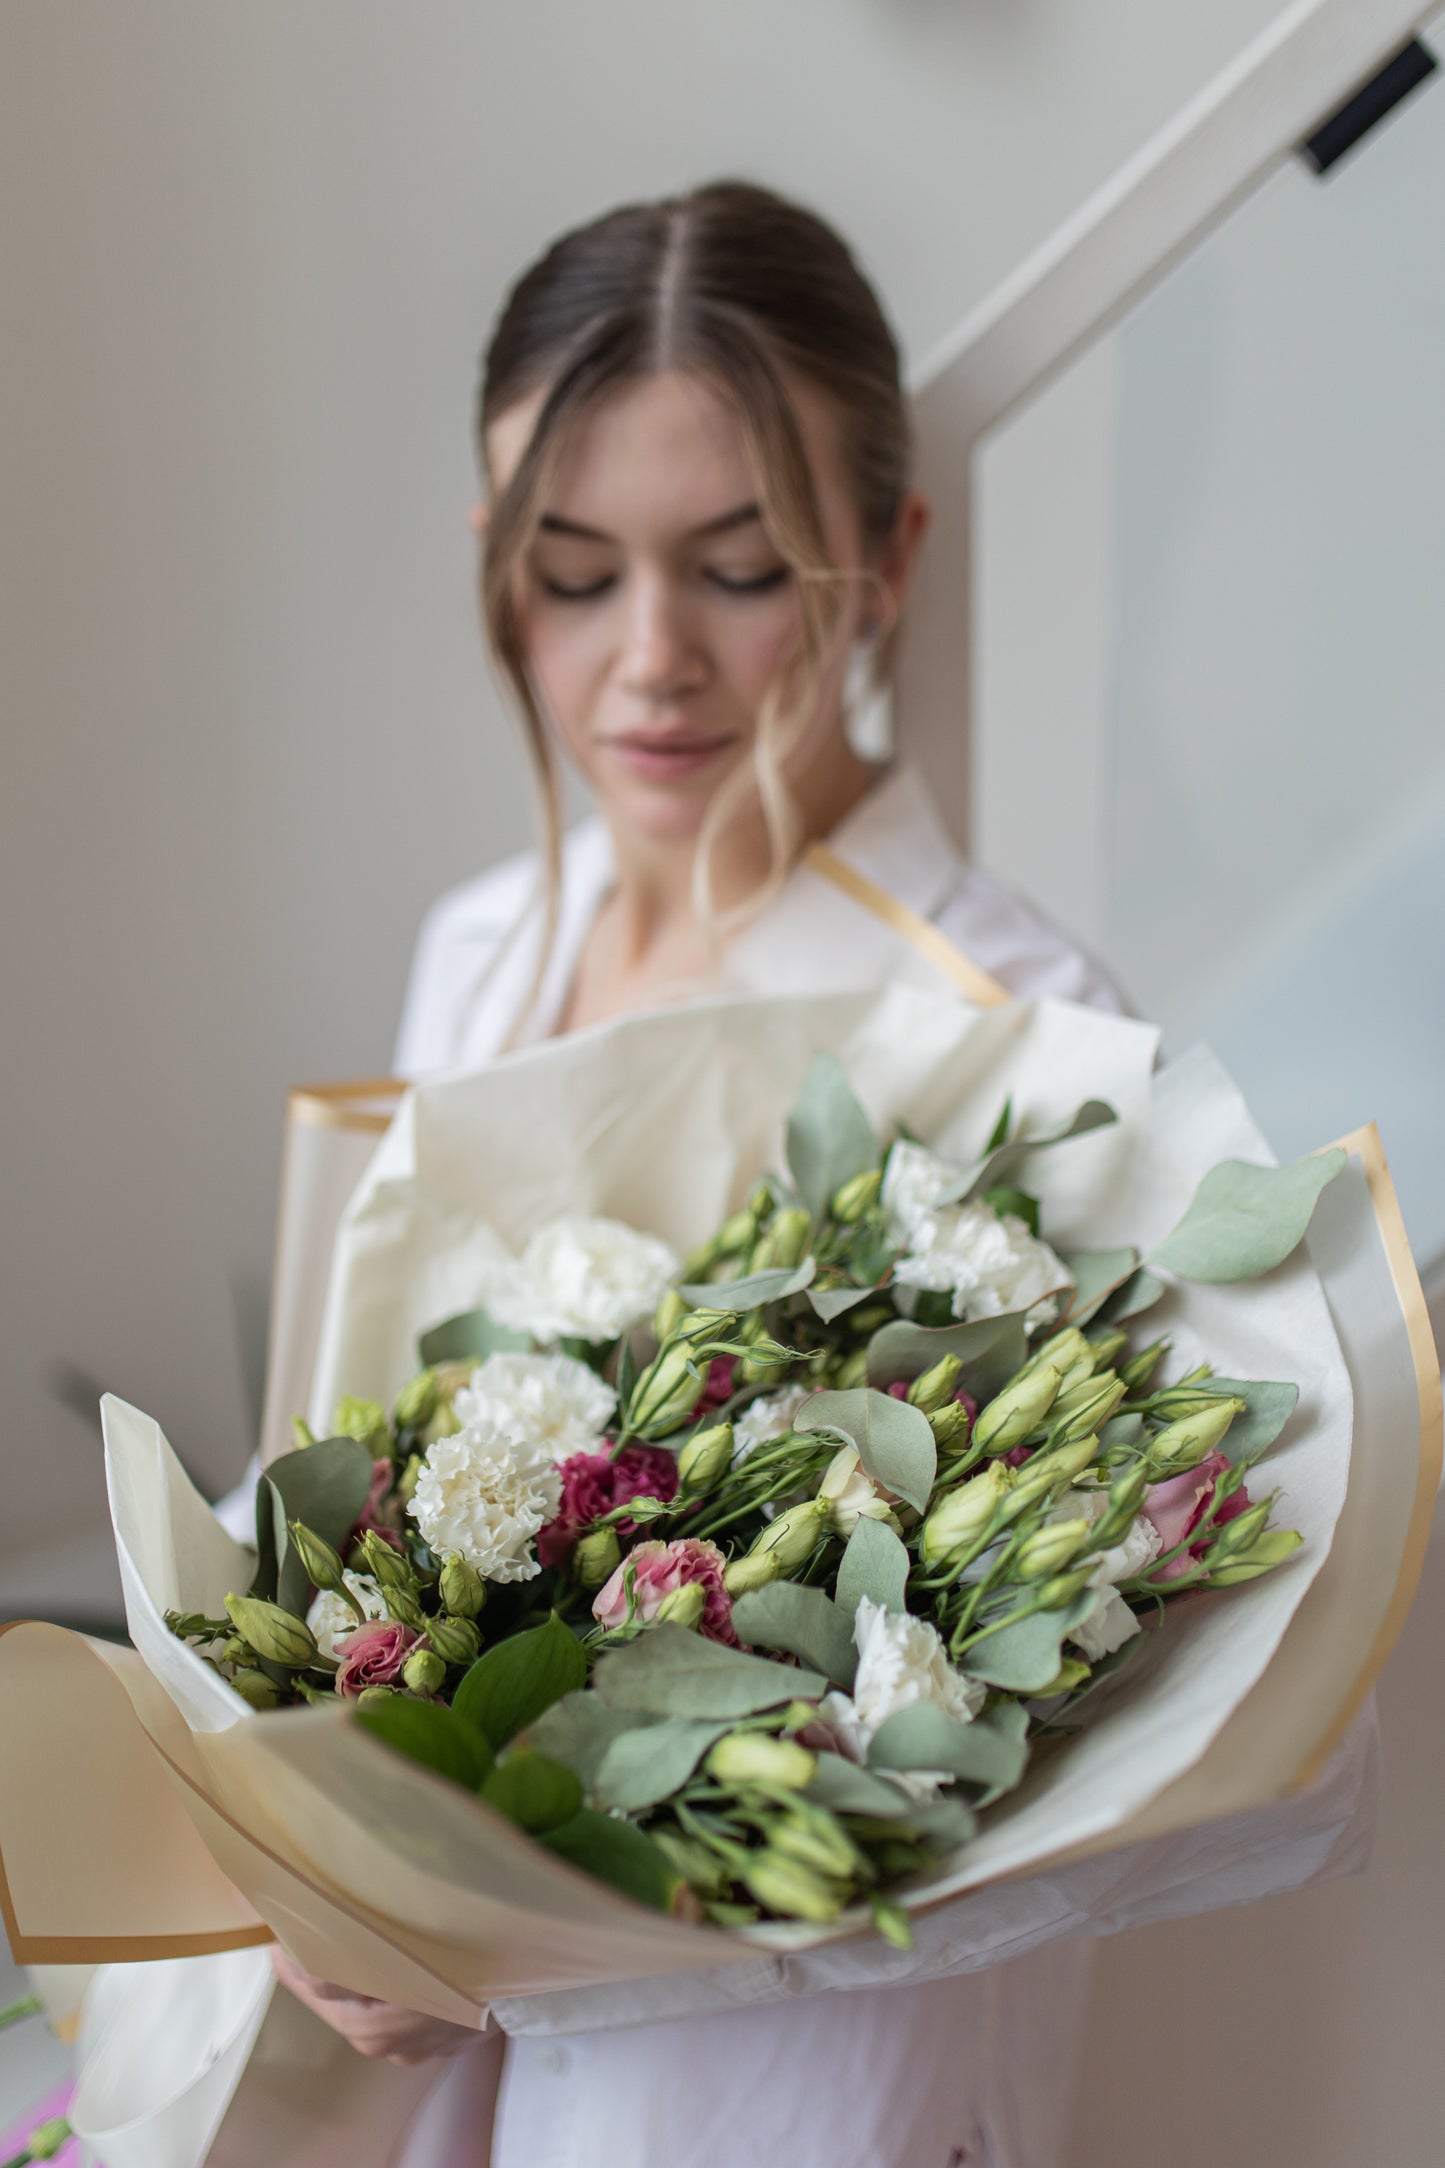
[876, 488, 931, 622]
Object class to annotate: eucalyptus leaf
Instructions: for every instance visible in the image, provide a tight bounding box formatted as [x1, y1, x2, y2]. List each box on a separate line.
[912, 1795, 979, 1849]
[481, 1748, 584, 1833]
[807, 1283, 884, 1323]
[730, 1583, 857, 1688]
[961, 1593, 1100, 1692]
[592, 1717, 731, 1811]
[866, 1314, 1029, 1402]
[1097, 1267, 1168, 1325]
[355, 1696, 494, 1793]
[1059, 1249, 1139, 1328]
[805, 1752, 922, 1820]
[592, 1624, 824, 1718]
[982, 1184, 1040, 1235]
[936, 1099, 1118, 1206]
[836, 1517, 910, 1619]
[254, 1436, 375, 1618]
[1148, 1149, 1347, 1283]
[452, 1612, 588, 1750]
[679, 1260, 816, 1311]
[537, 1809, 683, 1912]
[418, 1307, 532, 1367]
[1099, 1412, 1145, 1452]
[866, 1703, 1030, 1792]
[1194, 1377, 1300, 1464]
[971, 1701, 1032, 1807]
[794, 1388, 936, 1514]
[528, 1691, 661, 1787]
[786, 1054, 879, 1220]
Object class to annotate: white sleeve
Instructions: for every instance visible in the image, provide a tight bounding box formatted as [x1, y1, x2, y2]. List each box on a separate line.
[934, 870, 1133, 1017]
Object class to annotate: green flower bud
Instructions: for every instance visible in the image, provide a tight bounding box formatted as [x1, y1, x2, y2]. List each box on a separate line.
[907, 1355, 963, 1414]
[750, 1207, 811, 1272]
[333, 1396, 389, 1451]
[928, 1400, 972, 1451]
[747, 1183, 775, 1221]
[973, 1361, 1066, 1455]
[1024, 1326, 1091, 1378]
[221, 1634, 251, 1667]
[573, 1526, 623, 1588]
[767, 1800, 862, 1878]
[21, 2118, 72, 2161]
[1205, 1498, 1275, 1559]
[1006, 1431, 1104, 1509]
[831, 1167, 882, 1222]
[361, 1530, 417, 1590]
[1205, 1528, 1303, 1586]
[1034, 1655, 1092, 1698]
[654, 1582, 706, 1632]
[403, 1648, 447, 1696]
[287, 1521, 358, 1612]
[830, 1348, 870, 1392]
[1032, 1565, 1098, 1610]
[741, 1851, 848, 1922]
[426, 1612, 481, 1666]
[1050, 1374, 1127, 1444]
[229, 1667, 282, 1710]
[653, 1287, 689, 1340]
[747, 1497, 829, 1578]
[708, 1733, 817, 1790]
[1087, 1328, 1129, 1371]
[356, 1684, 398, 1709]
[722, 1549, 782, 1597]
[1015, 1517, 1093, 1578]
[628, 1338, 708, 1439]
[1090, 1463, 1152, 1548]
[399, 1450, 425, 1500]
[393, 1369, 439, 1432]
[290, 1415, 316, 1451]
[439, 1552, 487, 1619]
[224, 1593, 318, 1670]
[1150, 1386, 1236, 1422]
[920, 1462, 1013, 1566]
[1146, 1397, 1246, 1475]
[677, 1422, 735, 1495]
[1120, 1339, 1169, 1393]
[383, 1584, 428, 1634]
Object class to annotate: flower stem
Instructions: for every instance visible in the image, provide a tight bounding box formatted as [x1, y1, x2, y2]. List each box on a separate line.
[0, 1995, 41, 2031]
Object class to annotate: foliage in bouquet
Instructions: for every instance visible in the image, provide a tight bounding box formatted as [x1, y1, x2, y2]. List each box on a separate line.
[168, 1058, 1342, 1940]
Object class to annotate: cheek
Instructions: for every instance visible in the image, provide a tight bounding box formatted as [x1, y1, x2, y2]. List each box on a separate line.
[515, 602, 613, 752]
[711, 594, 806, 707]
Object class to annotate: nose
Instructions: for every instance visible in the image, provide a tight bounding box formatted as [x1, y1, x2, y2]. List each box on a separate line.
[616, 569, 708, 703]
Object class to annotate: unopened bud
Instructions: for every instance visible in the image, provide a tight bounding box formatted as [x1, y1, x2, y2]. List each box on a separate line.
[831, 1168, 882, 1222]
[403, 1648, 446, 1695]
[439, 1552, 486, 1618]
[1050, 1374, 1126, 1444]
[974, 1362, 1066, 1455]
[361, 1530, 416, 1591]
[723, 1549, 781, 1597]
[1025, 1327, 1091, 1379]
[747, 1497, 828, 1577]
[1016, 1518, 1092, 1578]
[768, 1799, 861, 1878]
[333, 1395, 389, 1450]
[1146, 1397, 1246, 1475]
[920, 1462, 1012, 1566]
[750, 1207, 811, 1272]
[653, 1287, 688, 1340]
[677, 1423, 735, 1495]
[654, 1583, 706, 1632]
[708, 1733, 817, 1790]
[1033, 1566, 1098, 1610]
[1087, 1329, 1129, 1370]
[929, 1400, 972, 1450]
[382, 1584, 428, 1634]
[426, 1612, 481, 1666]
[290, 1415, 316, 1451]
[1206, 1527, 1303, 1586]
[1090, 1463, 1152, 1548]
[288, 1521, 353, 1605]
[1007, 1431, 1104, 1508]
[742, 1852, 847, 1922]
[356, 1684, 398, 1709]
[393, 1370, 439, 1432]
[225, 1593, 318, 1670]
[628, 1338, 708, 1439]
[907, 1355, 963, 1414]
[573, 1526, 623, 1588]
[21, 2118, 72, 2161]
[831, 1349, 870, 1392]
[1120, 1339, 1169, 1393]
[1206, 1498, 1274, 1559]
[229, 1667, 282, 1710]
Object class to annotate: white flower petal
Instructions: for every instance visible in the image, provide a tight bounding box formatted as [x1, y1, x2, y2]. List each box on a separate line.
[489, 1216, 679, 1345]
[305, 1571, 389, 1660]
[407, 1411, 562, 1582]
[454, 1350, 615, 1463]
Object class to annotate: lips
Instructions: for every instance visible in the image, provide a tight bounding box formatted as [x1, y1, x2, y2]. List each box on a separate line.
[604, 732, 737, 781]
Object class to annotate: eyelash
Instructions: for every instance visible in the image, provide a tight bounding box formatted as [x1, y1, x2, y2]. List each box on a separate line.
[538, 567, 790, 602]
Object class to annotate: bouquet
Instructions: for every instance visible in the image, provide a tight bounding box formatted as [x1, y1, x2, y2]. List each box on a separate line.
[169, 1050, 1331, 1940]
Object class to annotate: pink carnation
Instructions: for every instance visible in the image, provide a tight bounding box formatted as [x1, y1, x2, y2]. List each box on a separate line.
[592, 1537, 739, 1646]
[334, 1618, 418, 1697]
[537, 1445, 680, 1571]
[1143, 1450, 1252, 1582]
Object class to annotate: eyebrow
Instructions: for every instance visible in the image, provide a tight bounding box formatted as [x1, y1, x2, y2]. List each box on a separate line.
[537, 502, 763, 544]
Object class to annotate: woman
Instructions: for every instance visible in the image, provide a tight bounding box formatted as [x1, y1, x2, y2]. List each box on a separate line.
[270, 180, 1376, 2167]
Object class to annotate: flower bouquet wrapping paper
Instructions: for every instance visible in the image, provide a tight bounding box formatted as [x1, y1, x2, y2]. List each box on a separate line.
[0, 985, 1437, 2167]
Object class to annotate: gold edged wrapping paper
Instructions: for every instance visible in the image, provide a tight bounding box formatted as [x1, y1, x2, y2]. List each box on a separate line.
[803, 839, 1012, 1007]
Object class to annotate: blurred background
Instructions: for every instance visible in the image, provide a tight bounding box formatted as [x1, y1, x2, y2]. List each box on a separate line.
[1, 3, 1442, 2162]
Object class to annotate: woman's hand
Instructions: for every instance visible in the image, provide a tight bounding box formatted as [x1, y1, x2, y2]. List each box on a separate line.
[270, 1945, 485, 2066]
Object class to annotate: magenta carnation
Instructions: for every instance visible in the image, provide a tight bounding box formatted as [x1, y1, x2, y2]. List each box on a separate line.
[698, 1357, 736, 1412]
[592, 1537, 739, 1646]
[333, 1618, 419, 1697]
[1142, 1450, 1253, 1581]
[537, 1445, 680, 1571]
[351, 1455, 405, 1553]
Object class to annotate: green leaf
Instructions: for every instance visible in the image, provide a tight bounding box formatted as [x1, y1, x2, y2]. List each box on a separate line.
[836, 1518, 910, 1618]
[481, 1748, 583, 1832]
[1096, 1267, 1168, 1325]
[983, 1185, 1039, 1236]
[983, 1096, 1014, 1154]
[806, 1283, 883, 1323]
[937, 1099, 1118, 1206]
[678, 1260, 816, 1311]
[355, 1696, 493, 1793]
[866, 1315, 1029, 1401]
[794, 1388, 936, 1513]
[613, 1333, 637, 1416]
[730, 1583, 857, 1688]
[805, 1753, 922, 1820]
[253, 1436, 375, 1617]
[912, 1794, 979, 1849]
[452, 1613, 588, 1750]
[528, 1692, 661, 1787]
[592, 1717, 731, 1811]
[1148, 1149, 1348, 1283]
[866, 1703, 1030, 1792]
[1190, 1378, 1300, 1464]
[537, 1809, 683, 1912]
[785, 1054, 879, 1221]
[962, 1594, 1100, 1692]
[592, 1623, 825, 1718]
[418, 1307, 532, 1367]
[1059, 1249, 1139, 1328]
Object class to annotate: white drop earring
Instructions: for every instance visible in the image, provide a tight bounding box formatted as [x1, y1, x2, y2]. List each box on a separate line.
[841, 626, 894, 761]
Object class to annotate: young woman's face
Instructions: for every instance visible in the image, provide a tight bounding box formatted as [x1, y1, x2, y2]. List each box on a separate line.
[483, 368, 902, 846]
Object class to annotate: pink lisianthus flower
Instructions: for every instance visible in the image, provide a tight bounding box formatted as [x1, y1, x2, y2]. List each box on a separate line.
[333, 1618, 419, 1697]
[698, 1357, 735, 1411]
[1142, 1450, 1252, 1582]
[537, 1445, 680, 1570]
[592, 1537, 739, 1646]
[352, 1455, 405, 1552]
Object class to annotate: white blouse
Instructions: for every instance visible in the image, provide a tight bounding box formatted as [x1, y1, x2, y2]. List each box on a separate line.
[382, 758, 1378, 2168]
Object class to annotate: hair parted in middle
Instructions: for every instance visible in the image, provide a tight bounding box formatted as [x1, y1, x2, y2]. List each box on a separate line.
[475, 176, 914, 1025]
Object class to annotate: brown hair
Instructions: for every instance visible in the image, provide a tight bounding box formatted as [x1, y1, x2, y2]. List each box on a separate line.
[475, 177, 912, 1031]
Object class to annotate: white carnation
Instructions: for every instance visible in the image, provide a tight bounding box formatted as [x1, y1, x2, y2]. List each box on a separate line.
[732, 1380, 813, 1464]
[489, 1215, 679, 1345]
[454, 1350, 615, 1463]
[883, 1141, 1070, 1329]
[817, 1595, 985, 1803]
[407, 1410, 562, 1582]
[305, 1571, 388, 1660]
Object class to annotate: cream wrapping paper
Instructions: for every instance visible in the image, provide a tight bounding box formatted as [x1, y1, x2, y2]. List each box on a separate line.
[2, 986, 1436, 2163]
